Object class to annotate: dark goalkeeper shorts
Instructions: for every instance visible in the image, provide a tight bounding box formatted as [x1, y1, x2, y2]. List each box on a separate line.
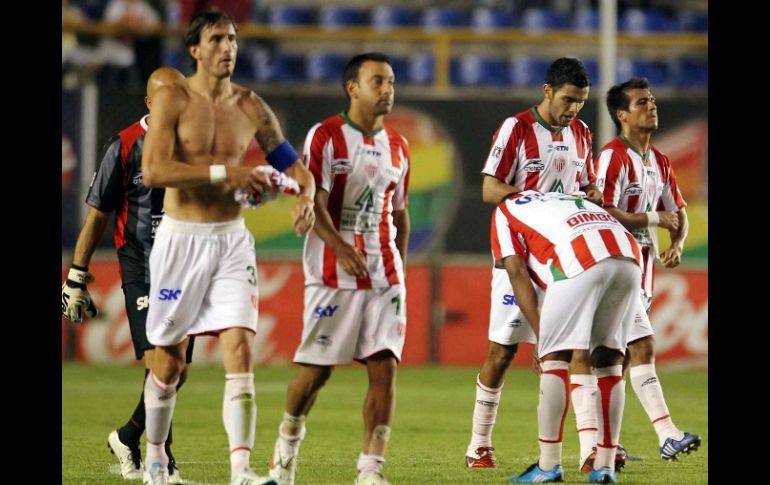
[123, 282, 195, 362]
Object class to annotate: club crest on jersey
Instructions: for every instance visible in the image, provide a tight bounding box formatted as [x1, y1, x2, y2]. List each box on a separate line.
[554, 156, 567, 172]
[331, 159, 353, 174]
[623, 183, 643, 195]
[523, 160, 544, 172]
[491, 146, 503, 158]
[365, 164, 379, 179]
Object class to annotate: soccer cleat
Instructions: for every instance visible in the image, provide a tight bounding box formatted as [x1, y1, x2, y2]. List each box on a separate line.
[465, 446, 497, 468]
[108, 430, 143, 479]
[660, 432, 701, 460]
[229, 468, 278, 485]
[143, 462, 169, 485]
[167, 460, 183, 484]
[617, 444, 642, 462]
[586, 466, 617, 483]
[354, 471, 391, 485]
[580, 447, 626, 474]
[508, 463, 564, 483]
[268, 438, 297, 485]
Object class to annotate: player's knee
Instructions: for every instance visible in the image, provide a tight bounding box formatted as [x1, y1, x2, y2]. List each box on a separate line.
[569, 349, 592, 374]
[487, 342, 518, 370]
[628, 336, 655, 364]
[178, 365, 190, 389]
[590, 346, 624, 368]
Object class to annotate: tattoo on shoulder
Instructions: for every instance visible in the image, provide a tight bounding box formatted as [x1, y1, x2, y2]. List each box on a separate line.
[254, 97, 283, 154]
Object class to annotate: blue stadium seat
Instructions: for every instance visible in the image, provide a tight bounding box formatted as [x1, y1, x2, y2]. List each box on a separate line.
[371, 6, 419, 30]
[521, 8, 569, 32]
[252, 53, 305, 83]
[305, 52, 347, 83]
[265, 6, 316, 28]
[677, 10, 708, 32]
[582, 58, 599, 84]
[455, 54, 510, 87]
[675, 58, 708, 87]
[408, 53, 435, 84]
[389, 56, 410, 84]
[572, 8, 599, 33]
[319, 6, 368, 29]
[509, 56, 551, 86]
[619, 9, 675, 34]
[472, 8, 515, 32]
[421, 7, 470, 30]
[616, 58, 671, 87]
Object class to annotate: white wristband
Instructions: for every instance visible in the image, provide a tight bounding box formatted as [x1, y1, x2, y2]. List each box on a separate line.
[646, 211, 660, 227]
[209, 164, 226, 184]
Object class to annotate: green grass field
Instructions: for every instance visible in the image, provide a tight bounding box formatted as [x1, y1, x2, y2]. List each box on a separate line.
[62, 364, 707, 485]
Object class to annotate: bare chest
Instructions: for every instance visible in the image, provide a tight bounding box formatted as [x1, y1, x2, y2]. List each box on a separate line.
[177, 102, 255, 162]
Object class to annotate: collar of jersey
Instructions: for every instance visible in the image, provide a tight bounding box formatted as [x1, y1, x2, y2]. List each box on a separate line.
[619, 133, 650, 161]
[340, 111, 384, 137]
[530, 107, 564, 136]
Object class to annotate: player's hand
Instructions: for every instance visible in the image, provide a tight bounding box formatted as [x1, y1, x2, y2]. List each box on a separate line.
[660, 246, 682, 268]
[584, 187, 603, 205]
[657, 211, 679, 231]
[332, 240, 368, 278]
[292, 194, 315, 236]
[227, 166, 273, 194]
[61, 266, 98, 323]
[530, 349, 543, 376]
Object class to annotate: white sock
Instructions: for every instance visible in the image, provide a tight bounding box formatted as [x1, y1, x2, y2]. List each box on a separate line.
[570, 373, 598, 463]
[223, 373, 256, 478]
[467, 374, 503, 455]
[369, 425, 392, 458]
[630, 364, 684, 445]
[144, 372, 178, 468]
[356, 452, 385, 475]
[278, 412, 306, 459]
[538, 361, 569, 470]
[595, 366, 624, 471]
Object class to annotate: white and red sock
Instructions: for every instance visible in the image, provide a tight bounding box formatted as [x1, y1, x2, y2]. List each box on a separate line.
[467, 374, 503, 456]
[595, 365, 624, 471]
[224, 373, 256, 478]
[570, 373, 598, 464]
[630, 364, 684, 445]
[538, 361, 569, 471]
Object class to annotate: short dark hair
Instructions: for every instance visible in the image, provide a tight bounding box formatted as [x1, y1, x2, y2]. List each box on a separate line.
[341, 52, 392, 99]
[544, 57, 591, 90]
[184, 8, 237, 72]
[606, 77, 651, 131]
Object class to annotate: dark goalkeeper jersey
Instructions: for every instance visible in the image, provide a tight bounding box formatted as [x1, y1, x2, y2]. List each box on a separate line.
[85, 115, 164, 285]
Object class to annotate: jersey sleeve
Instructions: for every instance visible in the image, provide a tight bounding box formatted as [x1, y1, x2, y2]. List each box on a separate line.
[490, 204, 527, 268]
[594, 148, 625, 208]
[658, 156, 687, 210]
[392, 137, 410, 211]
[85, 136, 124, 212]
[302, 122, 333, 193]
[481, 117, 519, 182]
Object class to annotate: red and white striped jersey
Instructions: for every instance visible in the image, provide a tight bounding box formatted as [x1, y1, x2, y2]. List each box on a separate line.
[302, 112, 410, 289]
[491, 191, 641, 288]
[481, 107, 595, 194]
[593, 136, 687, 296]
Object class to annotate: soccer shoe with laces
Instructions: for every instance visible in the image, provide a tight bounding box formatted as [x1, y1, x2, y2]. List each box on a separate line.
[354, 471, 391, 485]
[229, 468, 278, 485]
[143, 462, 169, 485]
[660, 432, 701, 460]
[507, 463, 564, 483]
[167, 460, 183, 484]
[268, 438, 297, 485]
[465, 446, 496, 468]
[586, 466, 617, 484]
[579, 447, 627, 474]
[108, 430, 143, 479]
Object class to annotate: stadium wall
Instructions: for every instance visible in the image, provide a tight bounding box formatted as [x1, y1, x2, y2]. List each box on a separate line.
[61, 261, 707, 368]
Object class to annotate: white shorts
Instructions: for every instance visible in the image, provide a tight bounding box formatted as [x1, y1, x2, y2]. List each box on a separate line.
[488, 267, 539, 346]
[293, 284, 407, 365]
[146, 216, 259, 346]
[627, 293, 654, 344]
[538, 258, 642, 358]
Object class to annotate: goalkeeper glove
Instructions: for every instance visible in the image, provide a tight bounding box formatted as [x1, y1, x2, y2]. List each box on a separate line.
[61, 265, 98, 323]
